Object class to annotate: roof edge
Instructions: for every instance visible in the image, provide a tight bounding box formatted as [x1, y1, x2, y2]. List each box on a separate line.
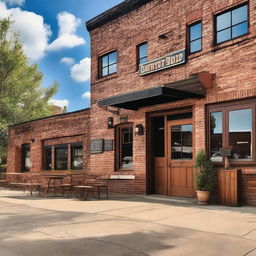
[86, 0, 153, 32]
[8, 108, 90, 128]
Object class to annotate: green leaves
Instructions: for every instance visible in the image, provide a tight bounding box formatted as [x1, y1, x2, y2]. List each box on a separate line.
[195, 150, 217, 191]
[0, 18, 59, 165]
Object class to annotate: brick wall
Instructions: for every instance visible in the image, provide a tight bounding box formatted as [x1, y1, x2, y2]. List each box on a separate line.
[7, 109, 90, 173]
[88, 0, 256, 196]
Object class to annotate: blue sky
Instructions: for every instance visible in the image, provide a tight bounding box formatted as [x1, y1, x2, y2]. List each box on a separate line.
[0, 0, 123, 112]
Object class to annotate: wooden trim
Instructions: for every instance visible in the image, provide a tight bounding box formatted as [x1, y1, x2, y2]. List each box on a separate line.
[207, 99, 256, 165]
[114, 122, 134, 172]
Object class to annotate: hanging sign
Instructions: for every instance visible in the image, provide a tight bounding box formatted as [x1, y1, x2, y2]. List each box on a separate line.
[139, 49, 186, 76]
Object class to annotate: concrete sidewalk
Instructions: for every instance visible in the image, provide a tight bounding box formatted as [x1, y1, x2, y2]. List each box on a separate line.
[0, 189, 255, 256]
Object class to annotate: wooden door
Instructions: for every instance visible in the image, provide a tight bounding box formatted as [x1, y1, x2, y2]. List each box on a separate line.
[154, 157, 167, 195]
[167, 119, 194, 197]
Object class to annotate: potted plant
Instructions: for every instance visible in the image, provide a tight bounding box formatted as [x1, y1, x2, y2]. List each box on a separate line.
[195, 150, 217, 204]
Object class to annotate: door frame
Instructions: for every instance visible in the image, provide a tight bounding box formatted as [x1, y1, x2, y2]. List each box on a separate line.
[167, 118, 194, 197]
[146, 106, 195, 195]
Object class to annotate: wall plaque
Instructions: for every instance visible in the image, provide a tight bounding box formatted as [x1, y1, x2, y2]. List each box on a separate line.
[15, 125, 33, 135]
[104, 140, 113, 151]
[139, 49, 186, 76]
[90, 139, 103, 154]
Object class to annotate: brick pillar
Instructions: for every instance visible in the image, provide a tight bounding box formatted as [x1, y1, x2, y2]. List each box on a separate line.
[51, 146, 55, 170]
[194, 103, 206, 156]
[68, 144, 71, 170]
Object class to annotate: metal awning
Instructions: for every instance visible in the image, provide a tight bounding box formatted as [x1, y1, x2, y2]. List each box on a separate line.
[98, 73, 212, 110]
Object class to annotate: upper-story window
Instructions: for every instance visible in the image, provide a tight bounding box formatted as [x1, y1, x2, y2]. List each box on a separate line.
[100, 51, 117, 77]
[188, 21, 202, 54]
[215, 4, 248, 44]
[137, 42, 148, 67]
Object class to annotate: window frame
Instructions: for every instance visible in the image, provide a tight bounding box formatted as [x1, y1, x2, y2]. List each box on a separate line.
[44, 146, 52, 170]
[115, 123, 134, 171]
[214, 2, 249, 45]
[71, 143, 83, 170]
[188, 21, 202, 54]
[54, 144, 68, 170]
[207, 99, 256, 165]
[99, 51, 117, 78]
[21, 143, 30, 173]
[137, 42, 148, 69]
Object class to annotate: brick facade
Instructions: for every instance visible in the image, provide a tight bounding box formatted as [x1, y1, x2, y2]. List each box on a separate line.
[7, 109, 90, 173]
[87, 0, 256, 202]
[7, 0, 256, 205]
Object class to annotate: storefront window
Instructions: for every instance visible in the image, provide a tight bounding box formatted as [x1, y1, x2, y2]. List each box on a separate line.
[210, 112, 223, 162]
[171, 125, 193, 160]
[116, 124, 133, 170]
[208, 101, 255, 163]
[22, 144, 30, 172]
[44, 146, 52, 170]
[55, 145, 68, 170]
[229, 109, 252, 161]
[71, 143, 83, 170]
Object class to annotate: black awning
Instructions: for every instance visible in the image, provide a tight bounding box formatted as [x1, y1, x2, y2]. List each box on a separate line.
[98, 74, 210, 110]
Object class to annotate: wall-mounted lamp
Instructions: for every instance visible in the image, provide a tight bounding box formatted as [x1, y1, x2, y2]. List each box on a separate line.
[135, 124, 144, 136]
[31, 138, 35, 143]
[107, 117, 114, 129]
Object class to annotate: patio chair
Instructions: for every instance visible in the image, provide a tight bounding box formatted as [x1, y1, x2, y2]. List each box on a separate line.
[94, 175, 110, 199]
[73, 174, 96, 200]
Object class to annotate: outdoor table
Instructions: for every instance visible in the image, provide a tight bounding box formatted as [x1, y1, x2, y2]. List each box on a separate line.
[42, 174, 67, 197]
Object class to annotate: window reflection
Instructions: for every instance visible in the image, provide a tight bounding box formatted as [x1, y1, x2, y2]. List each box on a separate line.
[171, 125, 192, 160]
[210, 112, 223, 162]
[55, 146, 68, 170]
[22, 144, 30, 172]
[229, 109, 252, 161]
[71, 144, 83, 170]
[121, 127, 133, 169]
[216, 4, 248, 44]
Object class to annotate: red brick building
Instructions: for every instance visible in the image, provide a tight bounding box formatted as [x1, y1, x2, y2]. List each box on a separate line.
[86, 0, 256, 204]
[7, 0, 256, 205]
[7, 109, 90, 174]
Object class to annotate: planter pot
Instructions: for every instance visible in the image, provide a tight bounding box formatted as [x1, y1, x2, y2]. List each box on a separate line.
[196, 190, 210, 204]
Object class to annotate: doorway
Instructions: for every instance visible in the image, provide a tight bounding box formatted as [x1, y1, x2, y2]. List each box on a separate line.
[151, 111, 194, 198]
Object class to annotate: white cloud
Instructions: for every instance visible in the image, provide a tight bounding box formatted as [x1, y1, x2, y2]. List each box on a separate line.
[71, 57, 91, 83]
[82, 91, 91, 99]
[49, 99, 69, 108]
[1, 0, 24, 6]
[60, 57, 75, 65]
[0, 2, 51, 61]
[47, 12, 85, 51]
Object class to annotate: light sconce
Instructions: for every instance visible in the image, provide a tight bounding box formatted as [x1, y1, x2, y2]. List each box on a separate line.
[31, 138, 35, 143]
[135, 124, 144, 136]
[107, 117, 114, 129]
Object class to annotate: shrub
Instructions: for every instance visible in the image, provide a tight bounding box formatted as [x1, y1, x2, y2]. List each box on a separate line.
[195, 150, 217, 191]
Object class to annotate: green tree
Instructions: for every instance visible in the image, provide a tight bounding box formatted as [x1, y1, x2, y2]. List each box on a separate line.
[0, 18, 59, 166]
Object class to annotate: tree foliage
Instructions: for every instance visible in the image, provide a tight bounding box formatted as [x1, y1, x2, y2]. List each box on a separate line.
[0, 18, 58, 165]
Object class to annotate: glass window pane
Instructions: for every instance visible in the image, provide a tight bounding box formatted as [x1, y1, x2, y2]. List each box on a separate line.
[190, 39, 201, 53]
[55, 147, 68, 170]
[139, 57, 148, 65]
[139, 43, 148, 59]
[109, 64, 117, 74]
[45, 148, 52, 170]
[121, 127, 133, 169]
[181, 125, 193, 160]
[102, 55, 108, 67]
[190, 23, 202, 41]
[217, 28, 231, 43]
[232, 5, 248, 25]
[229, 109, 252, 161]
[172, 126, 182, 160]
[210, 112, 223, 162]
[232, 22, 248, 38]
[109, 52, 117, 65]
[171, 125, 192, 160]
[102, 67, 108, 77]
[217, 12, 231, 31]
